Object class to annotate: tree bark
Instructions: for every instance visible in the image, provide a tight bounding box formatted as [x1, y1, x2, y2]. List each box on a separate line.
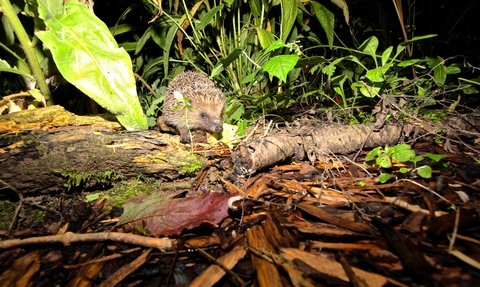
[231, 124, 405, 176]
[0, 106, 202, 194]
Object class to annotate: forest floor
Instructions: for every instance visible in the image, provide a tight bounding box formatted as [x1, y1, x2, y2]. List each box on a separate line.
[1, 117, 480, 287]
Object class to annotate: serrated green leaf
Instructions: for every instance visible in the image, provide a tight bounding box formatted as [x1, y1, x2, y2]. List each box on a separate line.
[263, 55, 299, 82]
[35, 0, 147, 130]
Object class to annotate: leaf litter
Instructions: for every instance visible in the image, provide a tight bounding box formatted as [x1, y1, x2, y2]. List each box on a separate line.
[1, 141, 480, 286]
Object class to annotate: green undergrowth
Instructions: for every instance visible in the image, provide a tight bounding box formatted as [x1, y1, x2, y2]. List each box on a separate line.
[365, 143, 449, 183]
[0, 201, 15, 230]
[102, 176, 160, 208]
[57, 170, 124, 190]
[102, 176, 194, 208]
[0, 200, 46, 231]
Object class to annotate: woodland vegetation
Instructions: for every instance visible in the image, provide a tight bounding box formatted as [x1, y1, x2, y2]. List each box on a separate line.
[1, 0, 480, 286]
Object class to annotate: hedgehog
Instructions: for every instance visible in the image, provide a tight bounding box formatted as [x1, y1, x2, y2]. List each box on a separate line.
[162, 71, 226, 143]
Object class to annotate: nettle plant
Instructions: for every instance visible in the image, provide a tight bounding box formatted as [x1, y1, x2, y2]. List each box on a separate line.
[365, 143, 448, 183]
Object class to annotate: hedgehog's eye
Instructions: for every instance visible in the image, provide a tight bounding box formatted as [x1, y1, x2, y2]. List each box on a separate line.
[200, 112, 207, 118]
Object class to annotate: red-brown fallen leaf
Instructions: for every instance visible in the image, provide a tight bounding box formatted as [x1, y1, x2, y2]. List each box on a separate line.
[118, 192, 234, 237]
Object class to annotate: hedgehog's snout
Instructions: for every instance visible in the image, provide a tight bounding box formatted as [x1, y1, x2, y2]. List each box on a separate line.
[214, 125, 223, 133]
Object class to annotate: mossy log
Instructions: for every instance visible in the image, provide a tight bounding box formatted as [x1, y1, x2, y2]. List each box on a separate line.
[0, 106, 205, 194]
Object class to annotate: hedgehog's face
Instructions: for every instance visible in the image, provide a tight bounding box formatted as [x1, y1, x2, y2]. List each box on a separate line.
[188, 90, 226, 133]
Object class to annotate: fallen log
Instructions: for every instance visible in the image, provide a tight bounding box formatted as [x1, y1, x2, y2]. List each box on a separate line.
[231, 114, 480, 176]
[232, 123, 405, 176]
[0, 106, 208, 194]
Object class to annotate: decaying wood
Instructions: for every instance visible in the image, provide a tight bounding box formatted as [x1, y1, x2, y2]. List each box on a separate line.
[232, 123, 405, 175]
[2, 106, 478, 194]
[0, 106, 210, 194]
[232, 113, 480, 176]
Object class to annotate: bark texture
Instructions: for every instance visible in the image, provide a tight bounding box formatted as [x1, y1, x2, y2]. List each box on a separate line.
[231, 124, 405, 175]
[0, 106, 203, 194]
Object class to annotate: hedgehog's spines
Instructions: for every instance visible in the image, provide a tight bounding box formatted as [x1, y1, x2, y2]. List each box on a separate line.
[162, 71, 226, 143]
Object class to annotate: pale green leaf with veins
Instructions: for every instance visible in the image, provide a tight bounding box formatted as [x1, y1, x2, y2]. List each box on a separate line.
[35, 0, 147, 130]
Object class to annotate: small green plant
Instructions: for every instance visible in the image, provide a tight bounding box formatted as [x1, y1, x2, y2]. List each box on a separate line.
[180, 158, 204, 175]
[58, 170, 124, 190]
[365, 143, 448, 183]
[172, 90, 195, 140]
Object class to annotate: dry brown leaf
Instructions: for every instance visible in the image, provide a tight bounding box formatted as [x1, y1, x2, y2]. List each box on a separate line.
[0, 250, 41, 287]
[189, 247, 247, 287]
[280, 248, 408, 287]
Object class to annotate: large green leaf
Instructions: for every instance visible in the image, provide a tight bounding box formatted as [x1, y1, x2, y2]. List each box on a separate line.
[263, 55, 299, 82]
[426, 56, 447, 85]
[310, 2, 334, 48]
[281, 0, 297, 43]
[359, 36, 379, 67]
[256, 28, 276, 49]
[35, 0, 147, 130]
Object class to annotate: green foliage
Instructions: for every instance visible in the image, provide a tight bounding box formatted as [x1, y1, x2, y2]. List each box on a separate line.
[58, 170, 124, 190]
[104, 176, 161, 208]
[0, 200, 15, 229]
[365, 144, 449, 183]
[35, 0, 147, 130]
[123, 0, 350, 126]
[1, 0, 147, 130]
[180, 158, 204, 175]
[0, 0, 52, 104]
[2, 0, 479, 140]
